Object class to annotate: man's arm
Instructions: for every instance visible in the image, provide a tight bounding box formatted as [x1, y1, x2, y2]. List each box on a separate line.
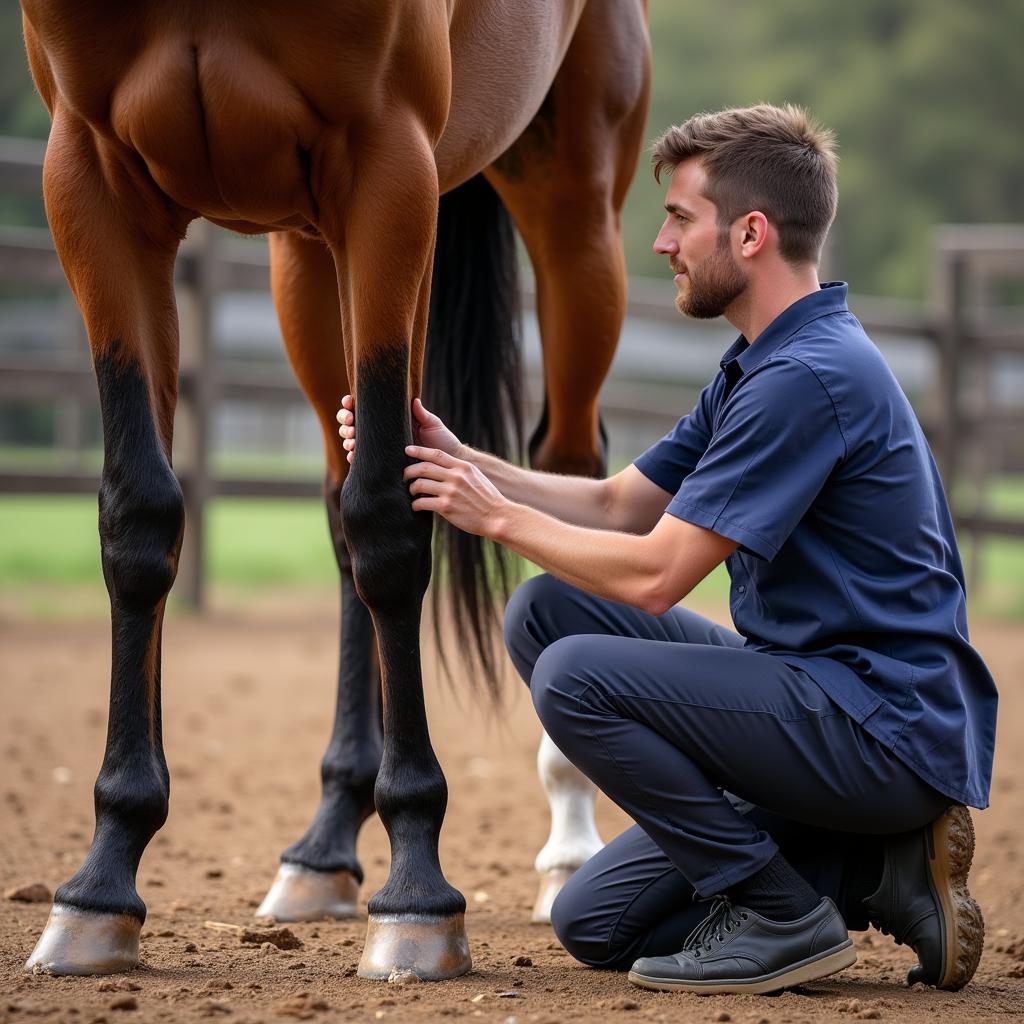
[492, 502, 737, 614]
[338, 393, 676, 534]
[403, 444, 736, 614]
[461, 448, 673, 535]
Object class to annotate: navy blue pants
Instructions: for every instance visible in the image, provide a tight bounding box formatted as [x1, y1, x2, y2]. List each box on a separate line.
[503, 574, 950, 970]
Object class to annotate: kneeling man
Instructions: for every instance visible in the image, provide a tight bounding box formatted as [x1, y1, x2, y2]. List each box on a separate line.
[337, 103, 995, 995]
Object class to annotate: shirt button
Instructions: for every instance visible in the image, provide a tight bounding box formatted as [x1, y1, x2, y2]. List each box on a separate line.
[738, 585, 747, 594]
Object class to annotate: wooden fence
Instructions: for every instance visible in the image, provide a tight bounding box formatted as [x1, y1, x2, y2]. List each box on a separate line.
[1, 136, 1022, 605]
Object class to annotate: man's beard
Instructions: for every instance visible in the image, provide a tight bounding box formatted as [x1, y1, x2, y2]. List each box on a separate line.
[675, 233, 748, 319]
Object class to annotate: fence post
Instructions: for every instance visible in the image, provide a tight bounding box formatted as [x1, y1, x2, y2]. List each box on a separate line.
[175, 222, 217, 609]
[931, 246, 967, 507]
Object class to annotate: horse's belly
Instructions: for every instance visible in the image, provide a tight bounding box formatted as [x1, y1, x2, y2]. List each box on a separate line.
[36, 0, 588, 220]
[435, 0, 589, 190]
[108, 38, 323, 225]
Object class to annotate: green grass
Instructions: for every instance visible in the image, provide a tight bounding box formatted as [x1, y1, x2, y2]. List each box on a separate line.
[1, 480, 1022, 619]
[0, 445, 104, 472]
[0, 495, 337, 588]
[970, 475, 1024, 518]
[0, 493, 731, 608]
[0, 444, 325, 480]
[205, 498, 336, 584]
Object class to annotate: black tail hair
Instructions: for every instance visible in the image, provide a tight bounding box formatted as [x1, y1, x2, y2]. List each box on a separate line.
[423, 174, 525, 699]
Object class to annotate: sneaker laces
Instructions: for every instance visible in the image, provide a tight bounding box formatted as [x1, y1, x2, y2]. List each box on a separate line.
[682, 895, 748, 957]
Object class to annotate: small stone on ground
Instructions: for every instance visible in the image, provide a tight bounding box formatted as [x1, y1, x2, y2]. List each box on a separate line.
[4, 883, 51, 903]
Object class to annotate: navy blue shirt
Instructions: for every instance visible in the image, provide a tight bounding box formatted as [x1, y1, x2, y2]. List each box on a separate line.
[633, 283, 997, 809]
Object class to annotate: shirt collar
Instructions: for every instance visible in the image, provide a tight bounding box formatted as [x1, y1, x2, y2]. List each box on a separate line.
[719, 282, 849, 378]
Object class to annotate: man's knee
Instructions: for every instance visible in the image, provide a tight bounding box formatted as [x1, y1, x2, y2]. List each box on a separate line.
[530, 634, 593, 739]
[549, 882, 591, 964]
[550, 870, 640, 970]
[502, 573, 572, 684]
[549, 873, 610, 968]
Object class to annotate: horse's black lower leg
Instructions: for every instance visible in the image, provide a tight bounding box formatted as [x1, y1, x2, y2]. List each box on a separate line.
[257, 479, 383, 920]
[342, 347, 469, 981]
[28, 351, 183, 975]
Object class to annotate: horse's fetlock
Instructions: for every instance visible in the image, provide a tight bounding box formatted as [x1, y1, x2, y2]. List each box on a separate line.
[94, 758, 170, 840]
[374, 758, 448, 829]
[320, 750, 380, 798]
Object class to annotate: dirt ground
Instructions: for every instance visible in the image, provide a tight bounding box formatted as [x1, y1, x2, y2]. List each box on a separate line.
[2, 593, 1023, 1024]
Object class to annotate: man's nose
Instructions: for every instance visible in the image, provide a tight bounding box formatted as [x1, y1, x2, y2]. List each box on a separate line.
[652, 228, 677, 255]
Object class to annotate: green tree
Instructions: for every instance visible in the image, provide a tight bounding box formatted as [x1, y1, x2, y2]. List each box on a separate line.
[1, 7, 49, 139]
[626, 0, 1024, 298]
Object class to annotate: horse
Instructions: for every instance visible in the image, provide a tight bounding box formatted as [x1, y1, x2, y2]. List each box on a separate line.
[20, 0, 651, 981]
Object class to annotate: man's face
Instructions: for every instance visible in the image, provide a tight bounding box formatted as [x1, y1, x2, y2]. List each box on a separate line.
[652, 158, 748, 319]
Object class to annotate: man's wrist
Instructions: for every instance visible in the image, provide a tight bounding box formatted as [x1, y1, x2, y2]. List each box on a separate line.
[491, 499, 524, 545]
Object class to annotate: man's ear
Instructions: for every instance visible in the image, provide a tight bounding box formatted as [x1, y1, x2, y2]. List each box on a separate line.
[739, 211, 769, 258]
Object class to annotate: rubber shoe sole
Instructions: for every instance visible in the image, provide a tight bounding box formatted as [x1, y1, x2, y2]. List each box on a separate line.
[910, 804, 984, 991]
[627, 939, 857, 995]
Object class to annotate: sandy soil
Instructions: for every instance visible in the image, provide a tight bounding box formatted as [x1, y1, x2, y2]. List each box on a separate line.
[2, 594, 1023, 1024]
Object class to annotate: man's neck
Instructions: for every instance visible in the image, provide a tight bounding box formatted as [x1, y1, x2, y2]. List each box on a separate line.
[725, 267, 821, 344]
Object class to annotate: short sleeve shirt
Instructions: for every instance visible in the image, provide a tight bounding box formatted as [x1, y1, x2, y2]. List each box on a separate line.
[633, 283, 997, 809]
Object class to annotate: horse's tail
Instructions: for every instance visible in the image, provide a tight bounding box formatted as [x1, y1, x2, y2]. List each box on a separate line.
[423, 173, 525, 699]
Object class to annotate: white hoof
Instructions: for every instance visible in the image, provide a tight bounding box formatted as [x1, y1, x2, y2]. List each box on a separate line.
[25, 904, 140, 976]
[530, 867, 575, 925]
[256, 864, 359, 922]
[358, 912, 472, 981]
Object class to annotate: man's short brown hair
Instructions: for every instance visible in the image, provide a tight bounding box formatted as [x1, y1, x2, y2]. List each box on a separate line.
[651, 104, 838, 266]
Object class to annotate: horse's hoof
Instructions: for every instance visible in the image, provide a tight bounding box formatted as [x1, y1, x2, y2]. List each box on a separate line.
[25, 904, 140, 976]
[530, 868, 574, 924]
[256, 864, 359, 922]
[357, 912, 472, 980]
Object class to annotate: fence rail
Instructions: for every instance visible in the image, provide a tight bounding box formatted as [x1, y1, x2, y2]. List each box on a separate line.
[2, 137, 1022, 604]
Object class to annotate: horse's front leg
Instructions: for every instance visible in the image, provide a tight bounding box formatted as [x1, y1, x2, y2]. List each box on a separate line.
[26, 110, 187, 975]
[327, 113, 470, 982]
[485, 0, 651, 921]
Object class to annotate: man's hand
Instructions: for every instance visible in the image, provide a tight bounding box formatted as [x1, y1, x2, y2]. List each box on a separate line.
[404, 446, 509, 537]
[336, 395, 462, 464]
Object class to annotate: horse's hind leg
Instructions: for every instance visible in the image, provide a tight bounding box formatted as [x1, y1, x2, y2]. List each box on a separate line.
[256, 230, 381, 921]
[488, 0, 649, 479]
[486, 0, 651, 921]
[529, 733, 605, 923]
[26, 111, 187, 974]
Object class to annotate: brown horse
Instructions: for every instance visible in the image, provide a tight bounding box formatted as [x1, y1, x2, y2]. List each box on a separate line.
[20, 0, 650, 981]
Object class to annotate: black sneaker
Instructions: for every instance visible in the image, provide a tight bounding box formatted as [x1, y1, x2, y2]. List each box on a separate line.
[627, 895, 855, 995]
[862, 804, 983, 990]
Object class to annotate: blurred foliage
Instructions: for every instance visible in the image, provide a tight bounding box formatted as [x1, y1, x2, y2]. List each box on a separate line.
[3, 1, 1021, 298]
[0, 402, 55, 444]
[621, 0, 1024, 297]
[0, 6, 49, 139]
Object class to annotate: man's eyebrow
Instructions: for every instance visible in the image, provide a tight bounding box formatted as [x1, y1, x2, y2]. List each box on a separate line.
[665, 202, 697, 217]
